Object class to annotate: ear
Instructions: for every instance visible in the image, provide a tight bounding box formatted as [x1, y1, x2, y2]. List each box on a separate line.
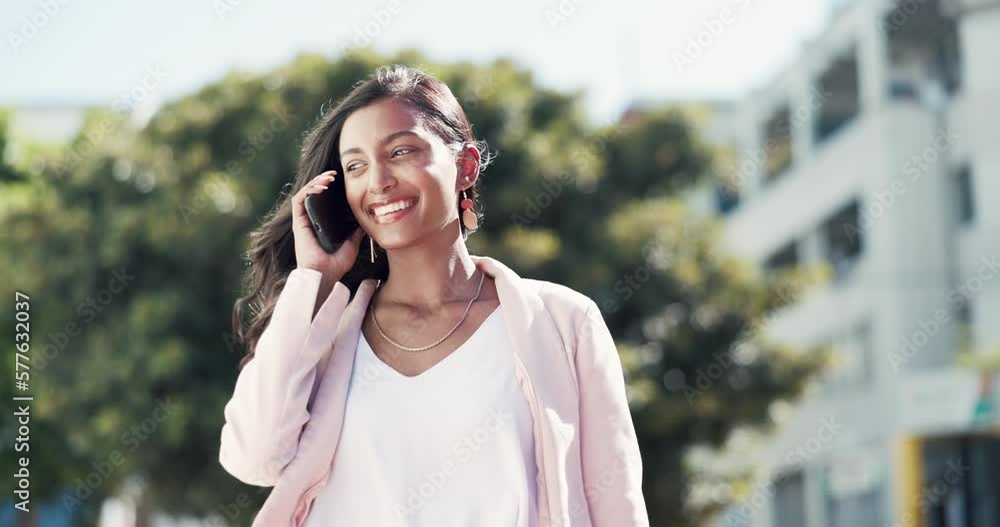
[455, 144, 481, 190]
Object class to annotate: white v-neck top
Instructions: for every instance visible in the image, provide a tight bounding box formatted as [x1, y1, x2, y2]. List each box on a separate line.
[303, 305, 539, 527]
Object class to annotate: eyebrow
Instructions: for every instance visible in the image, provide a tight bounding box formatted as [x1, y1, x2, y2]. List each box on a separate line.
[340, 130, 421, 157]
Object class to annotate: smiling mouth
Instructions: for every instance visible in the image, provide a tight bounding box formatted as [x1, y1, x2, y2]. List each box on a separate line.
[369, 198, 418, 224]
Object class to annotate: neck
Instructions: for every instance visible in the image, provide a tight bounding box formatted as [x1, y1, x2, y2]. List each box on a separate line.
[375, 225, 483, 312]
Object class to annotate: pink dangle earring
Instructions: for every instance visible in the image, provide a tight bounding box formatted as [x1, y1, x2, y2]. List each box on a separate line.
[460, 190, 478, 231]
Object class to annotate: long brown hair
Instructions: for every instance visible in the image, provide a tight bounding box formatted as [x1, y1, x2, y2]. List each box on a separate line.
[231, 64, 494, 369]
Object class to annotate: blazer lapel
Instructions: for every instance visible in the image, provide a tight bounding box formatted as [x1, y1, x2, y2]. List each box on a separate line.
[298, 278, 377, 481]
[472, 255, 578, 525]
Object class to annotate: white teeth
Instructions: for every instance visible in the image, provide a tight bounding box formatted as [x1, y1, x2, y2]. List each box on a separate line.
[372, 199, 416, 217]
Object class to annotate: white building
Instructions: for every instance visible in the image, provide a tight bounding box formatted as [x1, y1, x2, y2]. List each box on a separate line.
[707, 0, 1000, 525]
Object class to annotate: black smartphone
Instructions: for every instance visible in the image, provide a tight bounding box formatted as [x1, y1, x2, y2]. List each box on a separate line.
[304, 176, 359, 253]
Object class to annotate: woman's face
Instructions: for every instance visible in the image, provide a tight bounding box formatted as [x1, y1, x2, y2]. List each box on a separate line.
[339, 98, 470, 249]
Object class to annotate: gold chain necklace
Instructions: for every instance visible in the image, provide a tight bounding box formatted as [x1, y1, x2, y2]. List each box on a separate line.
[369, 270, 486, 352]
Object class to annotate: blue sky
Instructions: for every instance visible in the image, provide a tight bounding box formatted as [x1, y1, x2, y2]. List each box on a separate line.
[3, 0, 832, 124]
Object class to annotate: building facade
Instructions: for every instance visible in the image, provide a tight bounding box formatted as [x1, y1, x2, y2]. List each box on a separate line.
[711, 0, 1000, 525]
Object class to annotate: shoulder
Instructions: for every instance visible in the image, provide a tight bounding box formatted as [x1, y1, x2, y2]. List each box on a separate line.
[523, 278, 598, 330]
[477, 254, 598, 328]
[521, 279, 622, 388]
[525, 278, 594, 309]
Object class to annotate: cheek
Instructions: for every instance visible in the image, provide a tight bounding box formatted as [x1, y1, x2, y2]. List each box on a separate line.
[417, 157, 457, 187]
[409, 149, 449, 174]
[414, 176, 452, 208]
[344, 186, 366, 216]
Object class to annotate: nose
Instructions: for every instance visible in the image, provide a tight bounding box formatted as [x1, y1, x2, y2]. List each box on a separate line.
[366, 158, 397, 195]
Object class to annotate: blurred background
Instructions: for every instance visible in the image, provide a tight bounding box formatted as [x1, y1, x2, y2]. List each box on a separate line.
[1, 0, 998, 525]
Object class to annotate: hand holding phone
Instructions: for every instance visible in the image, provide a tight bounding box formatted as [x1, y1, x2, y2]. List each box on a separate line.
[292, 170, 364, 280]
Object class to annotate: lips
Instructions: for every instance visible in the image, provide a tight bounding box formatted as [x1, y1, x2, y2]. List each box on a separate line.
[368, 197, 417, 224]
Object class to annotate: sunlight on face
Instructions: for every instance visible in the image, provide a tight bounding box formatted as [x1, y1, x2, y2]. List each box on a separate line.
[339, 98, 460, 249]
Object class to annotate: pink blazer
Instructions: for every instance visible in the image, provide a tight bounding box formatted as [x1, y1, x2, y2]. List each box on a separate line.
[219, 255, 649, 526]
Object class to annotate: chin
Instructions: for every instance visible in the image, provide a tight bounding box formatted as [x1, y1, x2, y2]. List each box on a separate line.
[369, 225, 419, 249]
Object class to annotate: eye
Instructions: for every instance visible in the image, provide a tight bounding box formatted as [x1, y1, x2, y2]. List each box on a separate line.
[345, 161, 363, 172]
[392, 147, 414, 157]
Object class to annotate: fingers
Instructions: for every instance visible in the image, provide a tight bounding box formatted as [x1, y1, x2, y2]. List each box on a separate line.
[292, 171, 339, 219]
[291, 173, 339, 255]
[299, 171, 337, 196]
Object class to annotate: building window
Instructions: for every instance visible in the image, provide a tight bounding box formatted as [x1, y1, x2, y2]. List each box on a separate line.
[821, 200, 864, 282]
[884, 1, 962, 99]
[826, 444, 886, 527]
[920, 437, 1000, 526]
[815, 47, 860, 145]
[956, 300, 972, 324]
[955, 164, 975, 225]
[828, 488, 884, 527]
[764, 106, 793, 184]
[774, 470, 807, 527]
[955, 299, 974, 351]
[715, 182, 741, 215]
[765, 241, 800, 274]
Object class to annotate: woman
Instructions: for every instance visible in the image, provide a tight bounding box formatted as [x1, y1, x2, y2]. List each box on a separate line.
[219, 65, 648, 527]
